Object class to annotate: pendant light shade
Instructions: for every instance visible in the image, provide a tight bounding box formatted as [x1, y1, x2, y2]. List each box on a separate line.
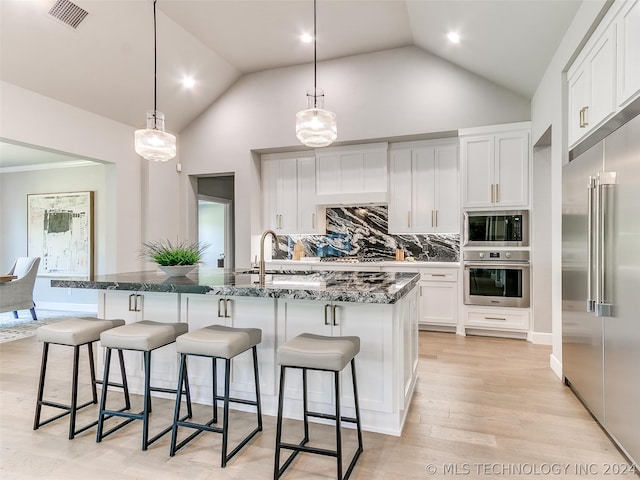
[296, 0, 337, 148]
[135, 111, 176, 162]
[134, 0, 176, 162]
[296, 87, 337, 148]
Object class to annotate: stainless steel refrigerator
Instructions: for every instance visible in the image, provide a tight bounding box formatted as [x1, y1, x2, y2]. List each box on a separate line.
[562, 106, 640, 468]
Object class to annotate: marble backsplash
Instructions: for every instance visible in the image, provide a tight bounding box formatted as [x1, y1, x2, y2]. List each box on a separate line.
[273, 205, 459, 262]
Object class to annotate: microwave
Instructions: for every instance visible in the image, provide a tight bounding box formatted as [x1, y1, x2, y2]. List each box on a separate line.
[463, 210, 529, 247]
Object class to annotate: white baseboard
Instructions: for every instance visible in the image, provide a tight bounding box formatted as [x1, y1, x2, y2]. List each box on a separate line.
[37, 302, 98, 313]
[550, 353, 562, 380]
[528, 331, 553, 345]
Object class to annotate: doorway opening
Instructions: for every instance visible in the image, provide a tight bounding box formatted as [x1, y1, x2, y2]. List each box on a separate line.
[197, 176, 234, 270]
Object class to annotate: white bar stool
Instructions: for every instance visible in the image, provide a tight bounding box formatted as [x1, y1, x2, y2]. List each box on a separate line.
[96, 320, 191, 451]
[34, 317, 128, 439]
[274, 333, 364, 480]
[170, 324, 263, 467]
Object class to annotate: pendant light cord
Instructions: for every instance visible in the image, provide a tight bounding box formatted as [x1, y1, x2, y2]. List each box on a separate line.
[313, 0, 317, 109]
[153, 0, 158, 128]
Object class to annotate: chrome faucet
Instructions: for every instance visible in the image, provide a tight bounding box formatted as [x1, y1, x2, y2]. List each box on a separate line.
[259, 229, 279, 284]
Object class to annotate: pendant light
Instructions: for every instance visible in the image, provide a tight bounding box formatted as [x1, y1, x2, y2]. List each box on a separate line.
[134, 0, 176, 162]
[295, 0, 337, 148]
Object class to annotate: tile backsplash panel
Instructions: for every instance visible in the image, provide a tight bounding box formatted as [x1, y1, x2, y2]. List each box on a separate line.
[274, 205, 459, 262]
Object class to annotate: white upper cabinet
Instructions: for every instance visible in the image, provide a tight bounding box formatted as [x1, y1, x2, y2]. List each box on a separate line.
[388, 140, 459, 234]
[262, 153, 323, 234]
[460, 124, 530, 209]
[567, 0, 640, 148]
[568, 26, 616, 147]
[316, 143, 388, 204]
[616, 0, 640, 108]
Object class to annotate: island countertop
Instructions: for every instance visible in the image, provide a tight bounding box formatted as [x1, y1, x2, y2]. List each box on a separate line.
[51, 269, 420, 304]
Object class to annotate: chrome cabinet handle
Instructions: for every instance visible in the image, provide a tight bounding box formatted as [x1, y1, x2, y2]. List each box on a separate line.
[490, 184, 495, 203]
[332, 305, 338, 326]
[579, 107, 584, 128]
[128, 294, 135, 312]
[135, 294, 142, 312]
[324, 304, 331, 325]
[218, 298, 224, 317]
[224, 299, 231, 318]
[495, 184, 500, 203]
[435, 210, 438, 227]
[485, 316, 506, 321]
[583, 106, 589, 127]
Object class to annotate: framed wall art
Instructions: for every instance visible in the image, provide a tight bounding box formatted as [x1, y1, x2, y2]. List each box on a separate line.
[27, 191, 94, 277]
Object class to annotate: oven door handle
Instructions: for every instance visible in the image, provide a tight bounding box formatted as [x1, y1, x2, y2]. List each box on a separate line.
[464, 262, 530, 269]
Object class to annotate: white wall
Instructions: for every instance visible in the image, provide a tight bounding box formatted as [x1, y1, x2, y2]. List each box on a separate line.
[0, 164, 108, 307]
[180, 46, 531, 267]
[0, 81, 182, 283]
[530, 1, 609, 377]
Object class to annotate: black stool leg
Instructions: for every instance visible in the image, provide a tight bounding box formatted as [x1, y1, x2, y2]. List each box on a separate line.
[252, 346, 263, 431]
[33, 342, 49, 430]
[87, 342, 98, 404]
[117, 349, 131, 410]
[142, 350, 152, 451]
[274, 365, 286, 480]
[351, 360, 363, 454]
[221, 358, 231, 467]
[96, 347, 113, 443]
[334, 370, 343, 480]
[302, 368, 309, 443]
[170, 353, 187, 456]
[68, 345, 81, 439]
[212, 357, 218, 423]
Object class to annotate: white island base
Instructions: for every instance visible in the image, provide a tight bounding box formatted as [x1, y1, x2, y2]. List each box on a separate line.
[97, 287, 419, 436]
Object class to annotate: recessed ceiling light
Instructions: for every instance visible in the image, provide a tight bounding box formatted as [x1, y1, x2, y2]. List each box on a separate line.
[300, 32, 313, 44]
[447, 31, 460, 44]
[182, 76, 195, 89]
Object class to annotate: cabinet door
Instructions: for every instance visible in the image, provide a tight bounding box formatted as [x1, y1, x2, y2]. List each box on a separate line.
[433, 143, 459, 233]
[568, 65, 590, 146]
[494, 131, 529, 207]
[277, 158, 298, 233]
[420, 282, 458, 326]
[333, 301, 394, 413]
[388, 149, 413, 233]
[277, 299, 333, 405]
[411, 146, 436, 232]
[587, 27, 616, 130]
[262, 159, 280, 231]
[462, 136, 494, 208]
[316, 153, 341, 195]
[297, 156, 319, 234]
[616, 0, 640, 107]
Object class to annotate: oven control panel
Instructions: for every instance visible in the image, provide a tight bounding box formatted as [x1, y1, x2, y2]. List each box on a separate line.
[463, 250, 529, 262]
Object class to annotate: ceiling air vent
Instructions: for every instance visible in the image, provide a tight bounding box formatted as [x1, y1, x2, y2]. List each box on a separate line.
[48, 0, 89, 29]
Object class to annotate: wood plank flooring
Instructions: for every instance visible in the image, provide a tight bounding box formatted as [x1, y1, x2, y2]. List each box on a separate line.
[0, 332, 634, 479]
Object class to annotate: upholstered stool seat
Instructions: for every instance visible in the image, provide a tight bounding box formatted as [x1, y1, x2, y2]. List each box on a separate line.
[96, 320, 192, 451]
[33, 317, 128, 440]
[170, 324, 263, 467]
[274, 334, 363, 480]
[277, 333, 360, 371]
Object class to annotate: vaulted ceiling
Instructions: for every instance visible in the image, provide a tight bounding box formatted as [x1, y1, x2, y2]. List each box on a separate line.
[1, 0, 581, 167]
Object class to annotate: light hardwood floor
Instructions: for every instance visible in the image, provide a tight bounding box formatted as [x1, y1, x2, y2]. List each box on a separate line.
[0, 332, 634, 479]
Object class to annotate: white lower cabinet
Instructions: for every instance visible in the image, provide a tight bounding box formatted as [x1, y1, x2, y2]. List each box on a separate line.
[464, 306, 530, 334]
[181, 294, 277, 401]
[419, 268, 459, 329]
[277, 290, 418, 435]
[98, 291, 181, 393]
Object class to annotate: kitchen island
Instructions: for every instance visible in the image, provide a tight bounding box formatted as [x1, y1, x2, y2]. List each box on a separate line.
[52, 269, 420, 436]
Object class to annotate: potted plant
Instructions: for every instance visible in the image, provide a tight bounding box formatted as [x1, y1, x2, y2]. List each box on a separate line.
[142, 239, 208, 276]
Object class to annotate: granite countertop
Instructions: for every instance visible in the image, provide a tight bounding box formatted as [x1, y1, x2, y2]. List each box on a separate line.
[51, 269, 420, 304]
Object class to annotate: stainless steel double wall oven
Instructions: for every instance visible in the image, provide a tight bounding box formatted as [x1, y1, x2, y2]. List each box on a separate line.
[463, 210, 531, 308]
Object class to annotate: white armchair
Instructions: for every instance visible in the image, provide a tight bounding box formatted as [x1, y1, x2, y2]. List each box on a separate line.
[1, 257, 41, 320]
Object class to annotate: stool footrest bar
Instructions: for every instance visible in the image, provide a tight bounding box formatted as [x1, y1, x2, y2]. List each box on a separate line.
[306, 411, 358, 424]
[280, 441, 338, 458]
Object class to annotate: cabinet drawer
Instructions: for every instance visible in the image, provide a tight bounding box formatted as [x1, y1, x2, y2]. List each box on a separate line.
[419, 268, 458, 282]
[465, 309, 529, 331]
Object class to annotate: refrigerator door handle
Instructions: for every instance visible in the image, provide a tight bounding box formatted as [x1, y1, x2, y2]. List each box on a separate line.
[587, 176, 596, 313]
[596, 172, 616, 317]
